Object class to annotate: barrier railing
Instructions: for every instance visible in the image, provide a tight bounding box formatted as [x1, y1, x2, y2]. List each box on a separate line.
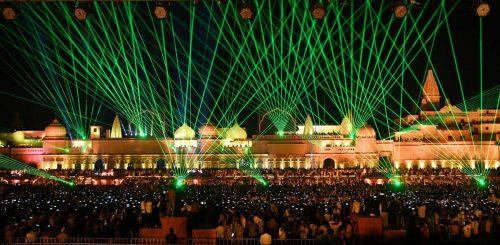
[8, 237, 319, 245]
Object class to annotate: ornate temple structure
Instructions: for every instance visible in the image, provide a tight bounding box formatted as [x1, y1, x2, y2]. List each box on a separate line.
[1, 70, 499, 170]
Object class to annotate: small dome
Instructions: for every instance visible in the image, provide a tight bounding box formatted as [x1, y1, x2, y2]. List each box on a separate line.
[12, 131, 25, 143]
[304, 114, 314, 135]
[198, 122, 218, 138]
[356, 124, 376, 138]
[174, 123, 195, 139]
[225, 122, 247, 140]
[44, 118, 67, 138]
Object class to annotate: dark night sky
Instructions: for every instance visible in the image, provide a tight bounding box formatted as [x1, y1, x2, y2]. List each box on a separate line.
[0, 1, 499, 133]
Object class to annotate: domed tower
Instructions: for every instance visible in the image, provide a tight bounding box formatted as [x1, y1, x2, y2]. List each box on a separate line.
[224, 122, 251, 147]
[198, 122, 219, 139]
[421, 69, 441, 111]
[198, 122, 219, 154]
[303, 114, 314, 135]
[355, 124, 377, 153]
[44, 118, 68, 139]
[43, 118, 70, 156]
[340, 111, 353, 136]
[174, 123, 197, 148]
[110, 115, 122, 139]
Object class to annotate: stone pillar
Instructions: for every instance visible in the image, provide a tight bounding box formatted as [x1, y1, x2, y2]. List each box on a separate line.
[305, 158, 311, 169]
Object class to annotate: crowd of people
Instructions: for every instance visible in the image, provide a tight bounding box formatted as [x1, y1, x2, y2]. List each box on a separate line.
[0, 167, 499, 244]
[3, 166, 500, 178]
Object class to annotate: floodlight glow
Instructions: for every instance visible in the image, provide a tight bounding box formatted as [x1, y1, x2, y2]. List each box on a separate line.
[154, 4, 168, 19]
[475, 176, 488, 188]
[478, 179, 486, 186]
[393, 179, 402, 187]
[475, 1, 490, 17]
[74, 6, 89, 21]
[239, 3, 254, 20]
[311, 2, 326, 20]
[2, 6, 17, 20]
[349, 132, 355, 140]
[393, 1, 407, 18]
[176, 179, 184, 187]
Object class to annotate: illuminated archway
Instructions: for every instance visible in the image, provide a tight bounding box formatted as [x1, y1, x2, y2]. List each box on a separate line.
[323, 158, 335, 169]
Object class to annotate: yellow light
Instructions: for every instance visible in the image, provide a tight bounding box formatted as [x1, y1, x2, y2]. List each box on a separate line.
[74, 6, 89, 21]
[475, 2, 491, 17]
[154, 4, 168, 19]
[2, 6, 18, 21]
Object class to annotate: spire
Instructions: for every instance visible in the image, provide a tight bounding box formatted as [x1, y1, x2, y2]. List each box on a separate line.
[110, 115, 122, 138]
[11, 112, 23, 131]
[340, 111, 353, 136]
[304, 114, 314, 135]
[445, 97, 452, 107]
[421, 69, 441, 111]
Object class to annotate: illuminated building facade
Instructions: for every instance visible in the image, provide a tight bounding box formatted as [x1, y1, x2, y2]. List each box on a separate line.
[1, 70, 499, 170]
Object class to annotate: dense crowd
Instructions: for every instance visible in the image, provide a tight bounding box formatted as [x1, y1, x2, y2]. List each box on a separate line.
[2, 166, 500, 179]
[0, 168, 499, 244]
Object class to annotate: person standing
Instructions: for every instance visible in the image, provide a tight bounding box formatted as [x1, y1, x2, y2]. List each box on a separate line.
[449, 221, 460, 240]
[140, 198, 147, 226]
[420, 223, 431, 243]
[215, 222, 226, 242]
[247, 219, 258, 238]
[56, 227, 69, 243]
[145, 199, 153, 228]
[352, 199, 361, 214]
[234, 220, 244, 240]
[167, 189, 176, 217]
[417, 203, 426, 225]
[278, 225, 286, 240]
[463, 221, 472, 241]
[165, 228, 177, 244]
[25, 228, 38, 244]
[379, 198, 389, 229]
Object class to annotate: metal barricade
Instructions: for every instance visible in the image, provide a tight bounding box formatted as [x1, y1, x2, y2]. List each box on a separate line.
[9, 237, 318, 245]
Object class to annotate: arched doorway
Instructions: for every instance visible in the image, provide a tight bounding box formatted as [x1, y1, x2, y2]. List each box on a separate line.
[323, 158, 335, 169]
[94, 159, 105, 172]
[257, 160, 264, 169]
[156, 159, 166, 170]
